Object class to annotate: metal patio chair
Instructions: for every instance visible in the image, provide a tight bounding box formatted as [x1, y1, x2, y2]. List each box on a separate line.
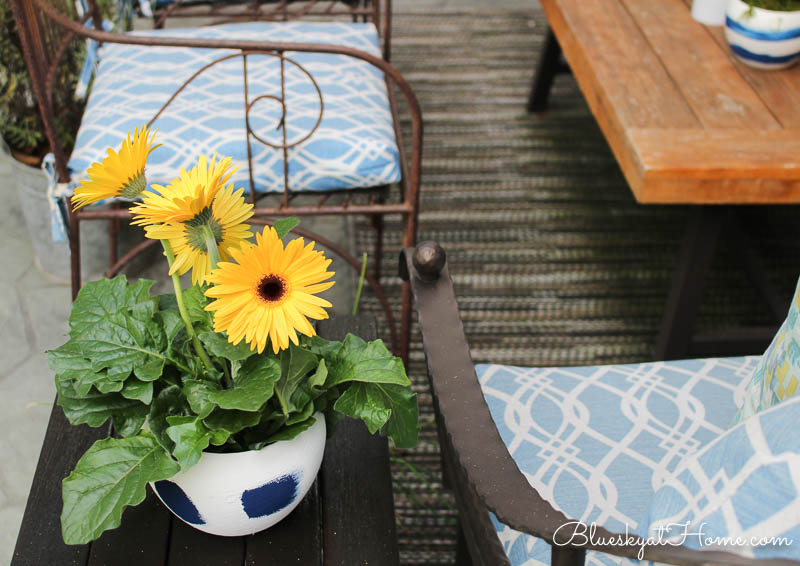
[10, 0, 420, 361]
[401, 241, 800, 566]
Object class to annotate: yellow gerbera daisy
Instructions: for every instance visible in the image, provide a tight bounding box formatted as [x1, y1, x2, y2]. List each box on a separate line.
[130, 155, 237, 225]
[204, 227, 335, 354]
[71, 126, 159, 210]
[131, 155, 254, 285]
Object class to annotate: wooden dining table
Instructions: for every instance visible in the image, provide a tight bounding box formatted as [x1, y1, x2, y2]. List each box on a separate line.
[532, 0, 800, 360]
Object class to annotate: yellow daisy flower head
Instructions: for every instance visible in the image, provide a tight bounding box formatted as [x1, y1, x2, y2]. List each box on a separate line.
[131, 155, 253, 285]
[130, 155, 237, 226]
[204, 226, 336, 355]
[71, 125, 160, 210]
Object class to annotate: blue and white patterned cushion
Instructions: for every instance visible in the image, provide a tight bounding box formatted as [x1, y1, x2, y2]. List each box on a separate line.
[67, 21, 400, 194]
[477, 357, 761, 566]
[640, 396, 800, 560]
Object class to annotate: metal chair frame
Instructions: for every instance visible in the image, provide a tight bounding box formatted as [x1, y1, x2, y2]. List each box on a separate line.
[10, 0, 421, 362]
[401, 241, 800, 566]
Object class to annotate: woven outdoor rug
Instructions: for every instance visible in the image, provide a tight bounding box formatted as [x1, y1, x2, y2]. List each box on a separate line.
[354, 8, 800, 565]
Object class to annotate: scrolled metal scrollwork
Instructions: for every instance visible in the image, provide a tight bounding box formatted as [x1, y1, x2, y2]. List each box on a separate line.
[243, 53, 324, 151]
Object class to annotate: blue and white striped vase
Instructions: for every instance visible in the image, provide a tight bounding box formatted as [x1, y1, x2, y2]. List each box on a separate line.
[725, 0, 800, 70]
[150, 413, 326, 536]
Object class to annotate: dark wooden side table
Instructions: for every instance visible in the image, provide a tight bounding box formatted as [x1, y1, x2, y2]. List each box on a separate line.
[13, 315, 399, 566]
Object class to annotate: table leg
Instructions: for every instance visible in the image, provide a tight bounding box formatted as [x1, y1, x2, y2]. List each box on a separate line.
[727, 210, 786, 323]
[654, 207, 726, 360]
[527, 28, 568, 113]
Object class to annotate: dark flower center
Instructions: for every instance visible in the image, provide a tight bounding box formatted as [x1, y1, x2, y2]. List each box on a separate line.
[257, 275, 287, 303]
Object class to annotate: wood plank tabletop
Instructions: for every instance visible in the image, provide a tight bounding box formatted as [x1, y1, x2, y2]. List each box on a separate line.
[12, 315, 399, 566]
[540, 0, 800, 204]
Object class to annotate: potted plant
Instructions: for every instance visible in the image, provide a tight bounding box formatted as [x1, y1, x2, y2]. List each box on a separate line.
[49, 126, 419, 544]
[725, 0, 800, 69]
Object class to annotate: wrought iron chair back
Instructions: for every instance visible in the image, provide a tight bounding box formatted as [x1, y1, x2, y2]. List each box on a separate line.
[148, 1, 393, 59]
[10, 0, 421, 361]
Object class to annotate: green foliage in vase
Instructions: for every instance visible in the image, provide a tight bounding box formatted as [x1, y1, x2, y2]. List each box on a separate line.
[745, 0, 800, 10]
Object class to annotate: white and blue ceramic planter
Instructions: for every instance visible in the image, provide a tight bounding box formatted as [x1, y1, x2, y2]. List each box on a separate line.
[725, 0, 800, 70]
[150, 414, 326, 536]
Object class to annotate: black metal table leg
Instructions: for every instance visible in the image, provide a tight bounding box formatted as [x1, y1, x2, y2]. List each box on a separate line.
[727, 210, 787, 323]
[654, 207, 727, 360]
[528, 28, 568, 113]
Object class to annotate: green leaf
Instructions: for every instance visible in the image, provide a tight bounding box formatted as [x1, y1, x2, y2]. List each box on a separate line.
[113, 411, 147, 437]
[313, 334, 410, 388]
[198, 331, 254, 362]
[129, 299, 157, 326]
[49, 343, 118, 397]
[182, 285, 213, 332]
[56, 373, 148, 430]
[134, 358, 164, 382]
[146, 385, 188, 453]
[80, 318, 167, 376]
[260, 418, 315, 447]
[273, 217, 300, 239]
[334, 382, 419, 449]
[182, 378, 221, 419]
[93, 377, 125, 394]
[52, 281, 173, 385]
[165, 416, 211, 470]
[203, 408, 261, 436]
[208, 429, 231, 446]
[205, 356, 280, 411]
[308, 359, 328, 388]
[61, 433, 180, 545]
[288, 359, 328, 416]
[159, 309, 184, 347]
[48, 341, 96, 382]
[333, 384, 391, 434]
[68, 276, 154, 333]
[275, 344, 319, 416]
[121, 378, 153, 405]
[285, 399, 315, 426]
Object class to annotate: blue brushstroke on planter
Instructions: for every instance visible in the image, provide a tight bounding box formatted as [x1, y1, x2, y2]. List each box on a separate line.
[726, 16, 800, 41]
[241, 473, 301, 518]
[729, 43, 800, 64]
[153, 480, 206, 525]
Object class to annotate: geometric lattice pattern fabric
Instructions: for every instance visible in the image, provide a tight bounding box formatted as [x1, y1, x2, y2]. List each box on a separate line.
[68, 22, 401, 195]
[641, 396, 800, 561]
[733, 275, 800, 425]
[477, 357, 760, 566]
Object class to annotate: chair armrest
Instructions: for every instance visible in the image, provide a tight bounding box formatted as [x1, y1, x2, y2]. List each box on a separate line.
[401, 242, 796, 566]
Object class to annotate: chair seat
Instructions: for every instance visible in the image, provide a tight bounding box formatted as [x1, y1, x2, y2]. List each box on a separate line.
[477, 356, 760, 566]
[67, 21, 401, 194]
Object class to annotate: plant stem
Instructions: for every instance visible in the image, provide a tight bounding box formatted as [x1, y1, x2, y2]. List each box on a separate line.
[352, 252, 368, 316]
[220, 359, 233, 389]
[202, 225, 221, 272]
[161, 239, 213, 373]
